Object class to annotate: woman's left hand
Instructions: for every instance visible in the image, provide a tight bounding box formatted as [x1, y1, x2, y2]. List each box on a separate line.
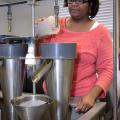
[75, 94, 96, 113]
[75, 85, 103, 113]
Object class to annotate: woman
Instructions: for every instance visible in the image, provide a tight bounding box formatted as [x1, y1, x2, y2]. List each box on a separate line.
[36, 0, 113, 119]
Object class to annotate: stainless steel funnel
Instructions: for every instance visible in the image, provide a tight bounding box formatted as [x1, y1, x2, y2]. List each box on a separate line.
[39, 43, 76, 120]
[0, 44, 28, 120]
[11, 94, 56, 120]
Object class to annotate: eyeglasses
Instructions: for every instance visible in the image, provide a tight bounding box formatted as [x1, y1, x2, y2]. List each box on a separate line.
[68, 0, 89, 5]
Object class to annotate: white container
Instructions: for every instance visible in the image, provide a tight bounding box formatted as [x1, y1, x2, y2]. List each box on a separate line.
[35, 16, 60, 37]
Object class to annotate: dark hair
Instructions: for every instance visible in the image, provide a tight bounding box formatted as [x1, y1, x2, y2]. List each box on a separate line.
[64, 0, 99, 18]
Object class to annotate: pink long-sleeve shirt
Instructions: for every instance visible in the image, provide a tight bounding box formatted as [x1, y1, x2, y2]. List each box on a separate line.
[40, 18, 113, 97]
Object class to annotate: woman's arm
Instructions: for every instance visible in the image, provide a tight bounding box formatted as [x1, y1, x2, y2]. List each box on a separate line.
[95, 27, 113, 97]
[76, 26, 113, 113]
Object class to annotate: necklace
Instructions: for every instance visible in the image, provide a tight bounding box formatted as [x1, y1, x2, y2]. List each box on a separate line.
[65, 17, 95, 32]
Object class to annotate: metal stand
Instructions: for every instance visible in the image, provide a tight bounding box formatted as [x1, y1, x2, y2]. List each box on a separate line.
[113, 0, 119, 119]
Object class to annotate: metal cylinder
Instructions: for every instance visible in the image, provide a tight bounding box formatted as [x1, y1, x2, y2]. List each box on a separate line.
[40, 43, 76, 120]
[0, 44, 28, 120]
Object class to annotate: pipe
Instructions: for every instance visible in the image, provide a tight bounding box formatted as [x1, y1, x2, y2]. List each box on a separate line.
[32, 60, 53, 83]
[28, 0, 37, 94]
[7, 5, 12, 32]
[31, 0, 36, 38]
[0, 1, 27, 7]
[54, 0, 59, 27]
[0, 0, 41, 7]
[113, 0, 119, 119]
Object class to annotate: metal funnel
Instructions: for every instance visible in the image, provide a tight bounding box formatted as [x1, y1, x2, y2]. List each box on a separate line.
[11, 94, 56, 120]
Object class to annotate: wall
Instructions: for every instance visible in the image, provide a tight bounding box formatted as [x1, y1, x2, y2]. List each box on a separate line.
[0, 0, 54, 36]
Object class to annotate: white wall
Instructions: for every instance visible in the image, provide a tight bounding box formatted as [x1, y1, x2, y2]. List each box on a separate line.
[0, 0, 54, 36]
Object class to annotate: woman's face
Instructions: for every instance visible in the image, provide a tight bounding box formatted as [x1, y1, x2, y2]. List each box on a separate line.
[68, 0, 90, 21]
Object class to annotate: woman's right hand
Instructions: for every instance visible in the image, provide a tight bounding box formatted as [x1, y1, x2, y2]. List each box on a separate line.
[35, 18, 52, 39]
[35, 18, 45, 26]
[35, 16, 60, 38]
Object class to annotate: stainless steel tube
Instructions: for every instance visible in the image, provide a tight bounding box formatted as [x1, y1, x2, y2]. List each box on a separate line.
[46, 59, 74, 120]
[0, 58, 26, 120]
[0, 44, 28, 120]
[40, 43, 76, 120]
